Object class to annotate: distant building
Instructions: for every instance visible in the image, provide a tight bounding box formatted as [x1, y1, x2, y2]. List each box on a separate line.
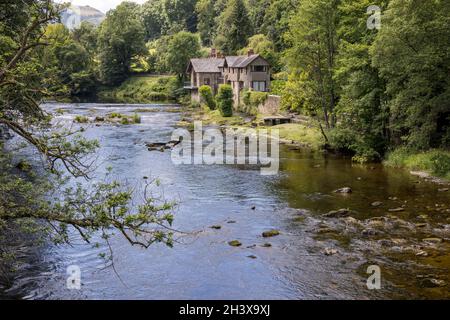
[186, 49, 271, 107]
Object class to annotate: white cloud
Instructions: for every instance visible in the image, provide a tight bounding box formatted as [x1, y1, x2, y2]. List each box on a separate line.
[61, 0, 147, 14]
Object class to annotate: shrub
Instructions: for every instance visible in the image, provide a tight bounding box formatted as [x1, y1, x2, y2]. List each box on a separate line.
[385, 148, 450, 179]
[108, 112, 123, 119]
[199, 85, 216, 110]
[74, 115, 89, 123]
[240, 90, 268, 116]
[189, 101, 201, 109]
[216, 84, 233, 117]
[133, 113, 141, 124]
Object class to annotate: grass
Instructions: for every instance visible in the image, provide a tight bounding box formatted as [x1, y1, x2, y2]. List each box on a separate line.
[385, 148, 450, 180]
[98, 75, 180, 102]
[194, 106, 246, 126]
[270, 123, 325, 150]
[74, 115, 89, 123]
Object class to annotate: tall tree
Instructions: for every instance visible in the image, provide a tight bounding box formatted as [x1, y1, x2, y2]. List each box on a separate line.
[332, 0, 390, 160]
[247, 0, 271, 34]
[166, 31, 202, 80]
[0, 0, 175, 255]
[196, 0, 217, 46]
[97, 2, 146, 85]
[261, 0, 298, 51]
[284, 0, 340, 130]
[215, 0, 253, 54]
[371, 0, 450, 150]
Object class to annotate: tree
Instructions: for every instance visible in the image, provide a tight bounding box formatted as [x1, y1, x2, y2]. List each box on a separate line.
[0, 0, 175, 260]
[71, 21, 99, 55]
[97, 2, 146, 85]
[215, 0, 253, 54]
[238, 34, 279, 71]
[247, 0, 271, 34]
[196, 0, 217, 46]
[261, 0, 299, 51]
[39, 23, 95, 96]
[166, 31, 202, 80]
[284, 0, 340, 131]
[371, 0, 450, 150]
[142, 0, 198, 41]
[141, 0, 166, 40]
[330, 0, 390, 161]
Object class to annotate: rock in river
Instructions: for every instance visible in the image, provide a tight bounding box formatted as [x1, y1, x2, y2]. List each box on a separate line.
[419, 278, 446, 288]
[228, 240, 242, 247]
[334, 187, 352, 194]
[323, 248, 338, 256]
[371, 201, 383, 207]
[389, 207, 405, 212]
[323, 208, 352, 218]
[262, 230, 280, 238]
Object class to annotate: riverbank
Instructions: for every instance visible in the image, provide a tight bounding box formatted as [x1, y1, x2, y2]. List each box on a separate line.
[97, 75, 181, 103]
[385, 148, 450, 183]
[180, 106, 325, 150]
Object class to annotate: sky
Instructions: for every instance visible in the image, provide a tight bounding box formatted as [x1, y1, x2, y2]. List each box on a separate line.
[63, 0, 147, 14]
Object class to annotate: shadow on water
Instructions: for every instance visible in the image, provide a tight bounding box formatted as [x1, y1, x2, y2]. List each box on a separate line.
[1, 102, 449, 300]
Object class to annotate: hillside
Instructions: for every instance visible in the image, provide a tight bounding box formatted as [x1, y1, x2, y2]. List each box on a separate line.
[61, 5, 105, 29]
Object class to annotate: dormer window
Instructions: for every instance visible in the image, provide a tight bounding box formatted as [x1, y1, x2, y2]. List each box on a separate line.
[252, 65, 266, 72]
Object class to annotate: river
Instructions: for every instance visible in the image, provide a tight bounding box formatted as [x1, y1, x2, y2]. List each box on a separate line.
[1, 102, 449, 300]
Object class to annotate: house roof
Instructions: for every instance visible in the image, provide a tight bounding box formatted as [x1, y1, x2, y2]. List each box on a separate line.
[187, 54, 269, 73]
[188, 58, 224, 73]
[224, 54, 262, 68]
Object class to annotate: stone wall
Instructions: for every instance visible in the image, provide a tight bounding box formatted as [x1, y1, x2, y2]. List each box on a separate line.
[258, 95, 281, 115]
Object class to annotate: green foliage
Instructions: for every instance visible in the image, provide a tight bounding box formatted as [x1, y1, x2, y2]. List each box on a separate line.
[74, 115, 89, 123]
[142, 0, 198, 40]
[215, 0, 253, 54]
[196, 0, 219, 46]
[385, 148, 450, 180]
[261, 0, 299, 51]
[240, 90, 268, 115]
[97, 2, 146, 85]
[238, 34, 279, 71]
[334, 0, 390, 159]
[284, 0, 339, 128]
[216, 84, 233, 117]
[328, 128, 381, 163]
[133, 113, 142, 124]
[271, 123, 325, 150]
[0, 0, 179, 260]
[98, 76, 181, 102]
[270, 80, 286, 96]
[199, 85, 216, 110]
[371, 0, 450, 150]
[166, 31, 202, 79]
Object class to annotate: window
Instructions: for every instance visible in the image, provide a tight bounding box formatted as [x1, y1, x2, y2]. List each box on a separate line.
[204, 78, 210, 85]
[252, 65, 266, 72]
[252, 81, 266, 92]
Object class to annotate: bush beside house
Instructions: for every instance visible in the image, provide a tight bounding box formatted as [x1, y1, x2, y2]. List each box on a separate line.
[216, 84, 233, 117]
[199, 85, 216, 110]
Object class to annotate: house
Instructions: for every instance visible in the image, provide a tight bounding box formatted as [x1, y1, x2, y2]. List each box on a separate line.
[186, 49, 271, 107]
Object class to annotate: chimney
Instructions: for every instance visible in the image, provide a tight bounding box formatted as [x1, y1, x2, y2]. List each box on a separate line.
[247, 49, 254, 57]
[211, 48, 217, 58]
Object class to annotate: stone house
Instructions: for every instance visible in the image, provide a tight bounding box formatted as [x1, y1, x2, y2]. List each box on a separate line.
[186, 49, 271, 107]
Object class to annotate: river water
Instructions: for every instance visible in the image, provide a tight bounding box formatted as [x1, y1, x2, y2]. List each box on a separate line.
[1, 102, 449, 300]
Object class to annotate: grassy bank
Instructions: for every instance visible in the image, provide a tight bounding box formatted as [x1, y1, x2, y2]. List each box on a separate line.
[183, 106, 324, 150]
[385, 148, 450, 180]
[98, 75, 181, 102]
[271, 123, 324, 150]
